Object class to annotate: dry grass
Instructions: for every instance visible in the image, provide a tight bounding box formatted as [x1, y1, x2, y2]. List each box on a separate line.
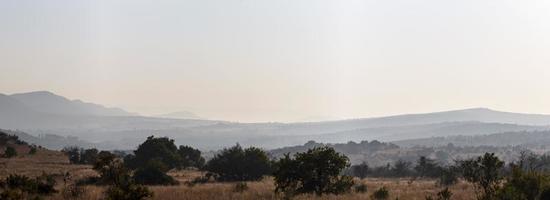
[1, 152, 477, 200]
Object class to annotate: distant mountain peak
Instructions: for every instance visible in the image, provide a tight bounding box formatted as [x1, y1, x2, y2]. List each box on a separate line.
[8, 91, 135, 117]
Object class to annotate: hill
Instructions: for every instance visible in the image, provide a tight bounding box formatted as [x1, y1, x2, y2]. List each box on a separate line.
[394, 130, 550, 148]
[3, 91, 550, 150]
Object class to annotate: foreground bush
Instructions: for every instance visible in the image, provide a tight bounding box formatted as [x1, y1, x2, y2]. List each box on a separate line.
[4, 146, 17, 158]
[133, 159, 178, 185]
[90, 154, 153, 200]
[460, 153, 504, 200]
[273, 146, 354, 196]
[0, 173, 57, 199]
[206, 144, 272, 181]
[372, 186, 389, 200]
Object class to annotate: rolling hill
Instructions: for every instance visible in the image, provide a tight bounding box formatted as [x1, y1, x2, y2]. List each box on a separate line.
[2, 91, 550, 150]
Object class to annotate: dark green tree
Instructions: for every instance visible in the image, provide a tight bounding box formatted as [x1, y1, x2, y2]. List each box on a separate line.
[133, 159, 177, 185]
[62, 146, 81, 164]
[126, 136, 181, 170]
[81, 148, 99, 165]
[415, 156, 440, 178]
[460, 153, 504, 200]
[351, 162, 369, 179]
[273, 146, 354, 196]
[205, 144, 271, 181]
[178, 145, 205, 169]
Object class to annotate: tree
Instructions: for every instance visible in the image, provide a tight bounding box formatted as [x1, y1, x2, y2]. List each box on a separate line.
[460, 153, 504, 200]
[62, 146, 81, 164]
[133, 159, 177, 185]
[415, 156, 440, 178]
[81, 148, 99, 164]
[90, 153, 153, 200]
[4, 146, 17, 158]
[351, 162, 369, 179]
[273, 146, 354, 196]
[205, 144, 271, 181]
[126, 136, 181, 170]
[497, 165, 549, 200]
[392, 160, 413, 177]
[178, 145, 205, 169]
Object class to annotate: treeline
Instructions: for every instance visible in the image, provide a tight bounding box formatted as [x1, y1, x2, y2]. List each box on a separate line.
[10, 135, 550, 200]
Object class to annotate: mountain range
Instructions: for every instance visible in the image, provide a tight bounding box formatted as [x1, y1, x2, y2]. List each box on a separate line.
[1, 91, 550, 150]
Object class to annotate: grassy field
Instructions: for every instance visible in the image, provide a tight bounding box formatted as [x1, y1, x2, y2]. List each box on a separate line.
[0, 149, 476, 200]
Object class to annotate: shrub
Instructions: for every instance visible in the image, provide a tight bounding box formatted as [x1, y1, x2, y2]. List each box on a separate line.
[460, 153, 504, 200]
[29, 146, 37, 155]
[4, 146, 17, 158]
[273, 146, 354, 196]
[351, 162, 369, 179]
[126, 136, 181, 170]
[233, 182, 248, 193]
[62, 146, 81, 164]
[0, 173, 57, 199]
[178, 145, 205, 169]
[206, 144, 272, 181]
[133, 159, 178, 185]
[354, 183, 368, 193]
[62, 184, 85, 199]
[438, 166, 459, 186]
[372, 186, 389, 200]
[105, 182, 152, 200]
[497, 166, 549, 200]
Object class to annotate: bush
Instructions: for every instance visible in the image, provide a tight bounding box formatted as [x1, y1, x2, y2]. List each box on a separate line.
[273, 146, 354, 196]
[497, 166, 549, 200]
[233, 182, 248, 193]
[133, 159, 178, 185]
[438, 166, 459, 186]
[460, 153, 504, 200]
[29, 146, 37, 155]
[4, 146, 17, 158]
[354, 183, 368, 193]
[351, 162, 369, 179]
[105, 182, 152, 200]
[126, 136, 181, 170]
[62, 146, 81, 164]
[372, 186, 389, 200]
[62, 184, 85, 199]
[206, 144, 272, 181]
[90, 154, 153, 200]
[0, 173, 57, 199]
[178, 145, 205, 169]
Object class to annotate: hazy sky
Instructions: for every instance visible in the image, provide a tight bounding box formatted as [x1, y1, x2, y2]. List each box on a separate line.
[1, 0, 550, 122]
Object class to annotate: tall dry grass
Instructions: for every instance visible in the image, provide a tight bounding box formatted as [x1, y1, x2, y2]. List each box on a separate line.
[1, 151, 476, 200]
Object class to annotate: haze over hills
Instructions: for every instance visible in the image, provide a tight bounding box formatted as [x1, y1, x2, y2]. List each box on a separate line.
[1, 91, 550, 150]
[154, 111, 202, 120]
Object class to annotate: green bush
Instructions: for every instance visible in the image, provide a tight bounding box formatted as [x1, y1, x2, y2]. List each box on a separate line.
[206, 144, 272, 182]
[460, 153, 504, 200]
[273, 146, 354, 196]
[4, 146, 17, 158]
[0, 173, 57, 199]
[372, 186, 389, 200]
[105, 182, 152, 200]
[133, 159, 178, 185]
[438, 166, 459, 186]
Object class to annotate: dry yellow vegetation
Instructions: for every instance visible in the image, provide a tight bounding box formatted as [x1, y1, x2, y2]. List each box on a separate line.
[0, 149, 477, 200]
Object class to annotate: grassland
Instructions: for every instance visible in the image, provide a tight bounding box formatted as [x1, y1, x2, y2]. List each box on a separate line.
[0, 149, 476, 200]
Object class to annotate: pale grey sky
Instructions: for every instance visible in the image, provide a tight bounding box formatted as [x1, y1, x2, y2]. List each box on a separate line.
[1, 0, 550, 122]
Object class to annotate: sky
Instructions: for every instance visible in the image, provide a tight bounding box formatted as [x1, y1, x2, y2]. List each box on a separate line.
[1, 0, 550, 122]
